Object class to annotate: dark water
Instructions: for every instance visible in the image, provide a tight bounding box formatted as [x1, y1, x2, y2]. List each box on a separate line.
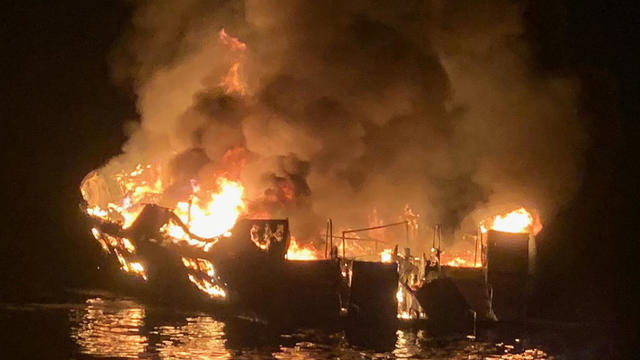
[0, 293, 615, 359]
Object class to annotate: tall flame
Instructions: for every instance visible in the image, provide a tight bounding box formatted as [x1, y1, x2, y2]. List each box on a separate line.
[173, 178, 245, 239]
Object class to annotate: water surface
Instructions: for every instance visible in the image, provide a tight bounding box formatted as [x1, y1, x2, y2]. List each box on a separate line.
[0, 294, 613, 359]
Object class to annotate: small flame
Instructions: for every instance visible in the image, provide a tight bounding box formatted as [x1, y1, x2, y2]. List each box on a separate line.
[187, 274, 226, 299]
[220, 62, 245, 95]
[397, 312, 412, 320]
[218, 28, 247, 51]
[218, 29, 246, 95]
[90, 228, 147, 280]
[181, 257, 216, 278]
[114, 249, 147, 280]
[286, 238, 319, 261]
[396, 287, 412, 319]
[380, 249, 394, 263]
[182, 257, 225, 299]
[445, 256, 480, 268]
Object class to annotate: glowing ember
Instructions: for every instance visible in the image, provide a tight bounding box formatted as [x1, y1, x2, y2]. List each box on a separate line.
[480, 207, 542, 235]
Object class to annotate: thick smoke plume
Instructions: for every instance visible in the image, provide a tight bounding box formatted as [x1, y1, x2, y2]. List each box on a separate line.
[94, 0, 584, 245]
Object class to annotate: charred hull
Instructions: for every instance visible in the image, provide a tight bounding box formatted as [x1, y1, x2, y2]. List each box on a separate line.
[84, 204, 534, 330]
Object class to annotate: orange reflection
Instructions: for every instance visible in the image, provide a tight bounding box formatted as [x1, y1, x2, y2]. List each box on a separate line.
[70, 297, 147, 359]
[155, 317, 230, 359]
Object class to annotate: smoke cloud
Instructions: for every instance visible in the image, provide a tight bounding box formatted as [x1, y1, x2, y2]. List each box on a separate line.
[94, 0, 585, 245]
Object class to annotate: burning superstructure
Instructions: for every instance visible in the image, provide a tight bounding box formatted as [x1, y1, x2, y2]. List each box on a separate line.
[81, 147, 543, 323]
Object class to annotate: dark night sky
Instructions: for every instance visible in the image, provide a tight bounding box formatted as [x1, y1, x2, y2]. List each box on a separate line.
[1, 0, 638, 340]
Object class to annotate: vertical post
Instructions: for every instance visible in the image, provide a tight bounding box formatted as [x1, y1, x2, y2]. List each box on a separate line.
[480, 231, 485, 266]
[474, 228, 479, 267]
[432, 225, 436, 249]
[437, 224, 441, 265]
[330, 219, 333, 255]
[473, 232, 478, 267]
[325, 220, 329, 259]
[405, 221, 410, 250]
[342, 231, 346, 258]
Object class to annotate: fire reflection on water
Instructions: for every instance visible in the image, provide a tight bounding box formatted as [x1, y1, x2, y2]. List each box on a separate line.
[70, 298, 147, 358]
[153, 317, 230, 360]
[70, 297, 230, 359]
[67, 297, 553, 359]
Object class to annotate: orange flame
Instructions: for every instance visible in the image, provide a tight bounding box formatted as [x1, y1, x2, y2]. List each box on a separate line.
[480, 207, 542, 235]
[174, 178, 246, 239]
[220, 62, 245, 95]
[83, 164, 246, 289]
[286, 238, 319, 261]
[444, 256, 481, 268]
[218, 28, 246, 52]
[218, 29, 246, 95]
[182, 256, 226, 299]
[90, 227, 148, 280]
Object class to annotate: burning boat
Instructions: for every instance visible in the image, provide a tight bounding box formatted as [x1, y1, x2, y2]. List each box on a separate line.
[78, 27, 547, 330]
[82, 169, 539, 329]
